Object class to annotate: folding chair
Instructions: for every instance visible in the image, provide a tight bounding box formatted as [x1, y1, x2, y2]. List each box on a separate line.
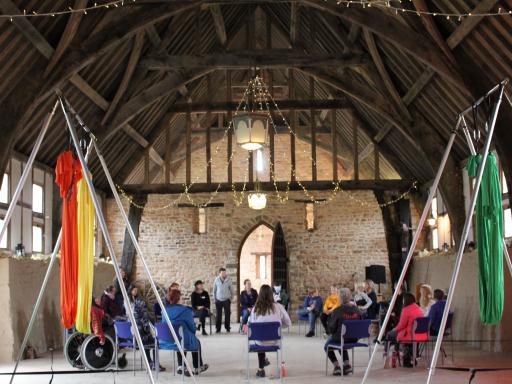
[246, 322, 282, 380]
[325, 319, 372, 377]
[411, 317, 430, 367]
[114, 320, 137, 375]
[296, 306, 320, 336]
[430, 312, 454, 365]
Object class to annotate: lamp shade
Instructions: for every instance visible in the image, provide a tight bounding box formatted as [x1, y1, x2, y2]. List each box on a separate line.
[248, 192, 267, 210]
[234, 112, 268, 150]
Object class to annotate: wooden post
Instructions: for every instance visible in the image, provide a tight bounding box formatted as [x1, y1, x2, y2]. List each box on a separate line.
[165, 124, 171, 183]
[248, 152, 254, 183]
[374, 143, 380, 180]
[186, 110, 192, 184]
[331, 109, 338, 180]
[226, 70, 233, 184]
[206, 75, 212, 184]
[120, 194, 147, 275]
[352, 111, 359, 181]
[144, 149, 149, 184]
[289, 69, 296, 181]
[310, 76, 317, 181]
[269, 119, 275, 180]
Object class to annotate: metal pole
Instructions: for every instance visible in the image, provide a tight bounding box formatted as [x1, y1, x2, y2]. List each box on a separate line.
[59, 98, 156, 384]
[361, 117, 461, 384]
[426, 84, 505, 384]
[0, 99, 59, 243]
[10, 138, 95, 384]
[92, 139, 197, 382]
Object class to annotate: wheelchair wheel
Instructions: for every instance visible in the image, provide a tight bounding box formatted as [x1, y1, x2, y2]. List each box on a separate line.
[64, 332, 86, 369]
[80, 334, 115, 370]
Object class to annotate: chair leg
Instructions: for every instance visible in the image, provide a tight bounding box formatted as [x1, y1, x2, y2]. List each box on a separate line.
[115, 338, 119, 373]
[246, 350, 250, 382]
[276, 351, 280, 379]
[133, 342, 136, 376]
[413, 343, 417, 367]
[352, 348, 355, 373]
[325, 350, 328, 376]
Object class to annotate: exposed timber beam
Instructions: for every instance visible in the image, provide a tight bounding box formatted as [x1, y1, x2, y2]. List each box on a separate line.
[122, 179, 413, 194]
[290, 2, 300, 44]
[166, 98, 349, 113]
[301, 0, 466, 91]
[209, 4, 227, 46]
[139, 50, 370, 70]
[122, 124, 165, 166]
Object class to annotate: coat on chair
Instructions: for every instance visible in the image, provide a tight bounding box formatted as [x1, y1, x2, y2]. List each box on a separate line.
[165, 304, 200, 350]
[394, 303, 427, 342]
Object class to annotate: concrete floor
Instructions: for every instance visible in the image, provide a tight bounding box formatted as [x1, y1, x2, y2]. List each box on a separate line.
[1, 325, 511, 384]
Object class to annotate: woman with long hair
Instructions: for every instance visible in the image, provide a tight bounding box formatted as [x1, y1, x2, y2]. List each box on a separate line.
[249, 284, 291, 378]
[419, 284, 435, 316]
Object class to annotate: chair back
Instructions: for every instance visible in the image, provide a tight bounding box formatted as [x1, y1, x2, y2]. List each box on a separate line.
[343, 319, 372, 339]
[114, 320, 134, 339]
[412, 317, 430, 341]
[155, 321, 183, 345]
[248, 322, 281, 342]
[446, 312, 454, 330]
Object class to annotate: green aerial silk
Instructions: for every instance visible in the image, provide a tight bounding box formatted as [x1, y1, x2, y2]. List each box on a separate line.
[467, 153, 504, 325]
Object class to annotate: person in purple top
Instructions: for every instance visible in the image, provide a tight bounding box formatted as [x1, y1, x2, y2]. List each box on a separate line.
[297, 288, 323, 337]
[428, 289, 449, 335]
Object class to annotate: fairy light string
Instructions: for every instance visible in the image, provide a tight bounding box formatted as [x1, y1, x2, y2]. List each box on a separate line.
[116, 75, 417, 210]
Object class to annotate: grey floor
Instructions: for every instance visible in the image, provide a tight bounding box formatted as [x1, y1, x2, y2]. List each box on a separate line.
[1, 324, 511, 384]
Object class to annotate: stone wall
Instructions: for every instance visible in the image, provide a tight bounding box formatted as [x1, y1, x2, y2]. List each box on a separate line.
[410, 250, 512, 352]
[0, 255, 115, 362]
[105, 190, 390, 316]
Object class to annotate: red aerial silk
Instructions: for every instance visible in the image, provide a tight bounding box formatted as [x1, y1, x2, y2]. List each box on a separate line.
[55, 151, 82, 329]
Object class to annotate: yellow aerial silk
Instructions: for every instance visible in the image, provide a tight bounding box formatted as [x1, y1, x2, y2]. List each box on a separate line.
[75, 177, 95, 334]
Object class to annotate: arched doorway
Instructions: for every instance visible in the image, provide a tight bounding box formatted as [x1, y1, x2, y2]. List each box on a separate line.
[238, 223, 274, 294]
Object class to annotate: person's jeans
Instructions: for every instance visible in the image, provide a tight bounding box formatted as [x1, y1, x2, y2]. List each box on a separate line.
[215, 300, 231, 331]
[298, 307, 319, 332]
[241, 308, 251, 325]
[385, 330, 398, 353]
[324, 336, 358, 366]
[176, 340, 203, 369]
[194, 308, 209, 332]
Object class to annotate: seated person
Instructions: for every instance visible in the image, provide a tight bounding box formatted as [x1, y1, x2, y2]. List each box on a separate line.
[419, 284, 435, 316]
[272, 282, 289, 310]
[325, 288, 361, 376]
[154, 282, 179, 319]
[101, 285, 124, 322]
[165, 289, 209, 376]
[364, 280, 379, 320]
[297, 288, 323, 337]
[385, 292, 425, 368]
[428, 289, 449, 336]
[354, 282, 373, 316]
[249, 284, 291, 378]
[128, 286, 165, 371]
[321, 285, 340, 334]
[114, 268, 130, 315]
[190, 280, 211, 336]
[240, 279, 258, 333]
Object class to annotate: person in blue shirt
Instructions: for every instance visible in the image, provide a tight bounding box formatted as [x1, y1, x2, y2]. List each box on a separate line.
[239, 279, 258, 333]
[428, 289, 450, 336]
[165, 289, 209, 376]
[297, 288, 323, 337]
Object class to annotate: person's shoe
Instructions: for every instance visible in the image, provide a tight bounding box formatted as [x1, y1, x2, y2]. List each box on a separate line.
[305, 331, 315, 337]
[197, 324, 201, 332]
[264, 357, 270, 367]
[226, 328, 231, 333]
[343, 364, 353, 375]
[199, 364, 209, 373]
[333, 365, 342, 376]
[176, 366, 184, 375]
[403, 359, 414, 368]
[202, 330, 208, 336]
[216, 330, 221, 334]
[256, 369, 266, 378]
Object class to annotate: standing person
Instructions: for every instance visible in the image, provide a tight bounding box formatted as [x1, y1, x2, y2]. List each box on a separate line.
[419, 284, 435, 316]
[364, 280, 379, 319]
[213, 267, 233, 333]
[128, 286, 165, 371]
[385, 292, 425, 368]
[249, 284, 291, 378]
[240, 279, 258, 333]
[165, 289, 209, 376]
[191, 280, 211, 336]
[324, 288, 362, 376]
[297, 288, 323, 337]
[321, 285, 340, 335]
[354, 282, 373, 316]
[114, 268, 130, 315]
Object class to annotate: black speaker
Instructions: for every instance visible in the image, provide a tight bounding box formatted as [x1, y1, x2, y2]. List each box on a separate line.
[365, 265, 386, 284]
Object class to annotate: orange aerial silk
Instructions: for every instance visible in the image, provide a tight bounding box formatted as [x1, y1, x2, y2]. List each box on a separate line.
[55, 151, 82, 329]
[75, 176, 95, 334]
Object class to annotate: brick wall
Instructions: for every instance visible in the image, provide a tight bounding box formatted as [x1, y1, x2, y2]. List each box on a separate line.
[105, 190, 389, 316]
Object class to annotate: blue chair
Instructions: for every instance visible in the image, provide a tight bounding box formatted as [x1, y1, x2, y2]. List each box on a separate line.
[429, 312, 454, 365]
[412, 317, 430, 367]
[296, 306, 320, 336]
[325, 319, 372, 376]
[246, 322, 282, 380]
[114, 321, 137, 375]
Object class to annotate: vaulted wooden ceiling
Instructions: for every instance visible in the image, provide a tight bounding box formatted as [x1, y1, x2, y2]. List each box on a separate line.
[1, 0, 512, 237]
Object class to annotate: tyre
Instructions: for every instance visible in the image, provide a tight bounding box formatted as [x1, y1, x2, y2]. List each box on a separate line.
[64, 332, 86, 369]
[80, 334, 115, 370]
